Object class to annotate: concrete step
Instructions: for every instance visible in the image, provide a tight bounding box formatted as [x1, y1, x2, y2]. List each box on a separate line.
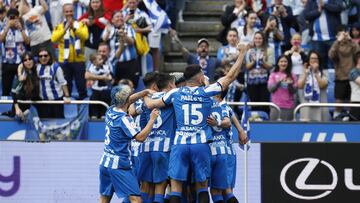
[185, 1, 229, 12]
[183, 11, 222, 21]
[164, 52, 218, 63]
[177, 21, 223, 34]
[163, 62, 187, 73]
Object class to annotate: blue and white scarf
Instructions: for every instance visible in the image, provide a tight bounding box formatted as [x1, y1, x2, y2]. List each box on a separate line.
[304, 71, 321, 103]
[63, 21, 81, 62]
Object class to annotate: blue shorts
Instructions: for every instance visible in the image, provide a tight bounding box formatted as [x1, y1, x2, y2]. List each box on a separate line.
[227, 154, 237, 188]
[210, 154, 232, 189]
[99, 165, 141, 198]
[138, 151, 169, 183]
[131, 155, 141, 180]
[168, 144, 211, 183]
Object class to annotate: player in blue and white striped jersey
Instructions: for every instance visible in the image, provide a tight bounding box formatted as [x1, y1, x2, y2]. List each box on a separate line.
[138, 73, 176, 203]
[128, 72, 159, 201]
[207, 91, 235, 203]
[99, 85, 159, 203]
[225, 101, 249, 203]
[143, 44, 247, 203]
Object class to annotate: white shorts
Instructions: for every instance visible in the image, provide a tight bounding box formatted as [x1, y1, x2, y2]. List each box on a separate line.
[148, 30, 162, 48]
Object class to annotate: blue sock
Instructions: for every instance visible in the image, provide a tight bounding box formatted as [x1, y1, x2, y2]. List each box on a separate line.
[141, 192, 149, 203]
[154, 194, 164, 203]
[224, 193, 235, 202]
[196, 188, 208, 196]
[164, 193, 171, 200]
[212, 194, 224, 202]
[170, 191, 182, 198]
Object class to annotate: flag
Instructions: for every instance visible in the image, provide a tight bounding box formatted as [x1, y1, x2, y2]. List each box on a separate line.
[25, 104, 89, 141]
[143, 0, 171, 33]
[239, 90, 250, 151]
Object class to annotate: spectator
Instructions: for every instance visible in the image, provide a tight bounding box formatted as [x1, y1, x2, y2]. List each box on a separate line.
[102, 11, 140, 87]
[51, 2, 89, 99]
[19, 0, 53, 56]
[1, 52, 40, 119]
[246, 0, 267, 19]
[265, 0, 296, 51]
[348, 51, 360, 121]
[0, 8, 30, 96]
[97, 42, 113, 71]
[263, 15, 284, 63]
[267, 55, 297, 121]
[298, 50, 329, 121]
[351, 22, 360, 45]
[36, 48, 71, 118]
[174, 36, 225, 82]
[238, 11, 259, 46]
[85, 53, 112, 119]
[79, 0, 111, 63]
[329, 25, 359, 119]
[245, 31, 273, 114]
[304, 0, 343, 71]
[216, 28, 244, 106]
[218, 0, 248, 45]
[122, 0, 152, 35]
[285, 33, 307, 79]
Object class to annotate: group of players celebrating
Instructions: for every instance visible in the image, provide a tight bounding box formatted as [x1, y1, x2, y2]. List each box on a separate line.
[98, 44, 249, 203]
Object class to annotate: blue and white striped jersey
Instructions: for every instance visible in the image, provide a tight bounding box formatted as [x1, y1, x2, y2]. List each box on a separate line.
[142, 92, 176, 152]
[223, 103, 237, 156]
[99, 106, 140, 169]
[130, 99, 146, 157]
[104, 25, 137, 64]
[37, 63, 67, 100]
[312, 0, 334, 41]
[209, 100, 233, 155]
[162, 82, 223, 145]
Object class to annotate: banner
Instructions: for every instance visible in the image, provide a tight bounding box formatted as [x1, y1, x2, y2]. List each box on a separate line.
[24, 105, 89, 141]
[262, 143, 360, 203]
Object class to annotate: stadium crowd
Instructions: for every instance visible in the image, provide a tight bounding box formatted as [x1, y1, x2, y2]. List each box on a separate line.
[0, 0, 359, 202]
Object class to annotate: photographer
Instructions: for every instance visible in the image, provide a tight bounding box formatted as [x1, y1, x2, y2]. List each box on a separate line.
[102, 11, 140, 87]
[85, 54, 112, 119]
[0, 8, 29, 96]
[329, 25, 360, 120]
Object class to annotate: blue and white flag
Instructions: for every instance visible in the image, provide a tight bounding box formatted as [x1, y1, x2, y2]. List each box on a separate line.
[25, 104, 89, 141]
[240, 90, 250, 151]
[143, 0, 171, 33]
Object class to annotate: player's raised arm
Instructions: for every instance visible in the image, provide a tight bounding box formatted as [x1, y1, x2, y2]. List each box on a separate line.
[134, 108, 160, 142]
[218, 44, 247, 89]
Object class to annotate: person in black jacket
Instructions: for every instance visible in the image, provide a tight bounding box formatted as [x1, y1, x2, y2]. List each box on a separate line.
[218, 0, 248, 45]
[1, 52, 41, 120]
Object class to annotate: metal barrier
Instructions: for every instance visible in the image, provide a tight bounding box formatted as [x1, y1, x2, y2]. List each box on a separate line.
[227, 102, 281, 121]
[0, 99, 110, 108]
[293, 103, 360, 121]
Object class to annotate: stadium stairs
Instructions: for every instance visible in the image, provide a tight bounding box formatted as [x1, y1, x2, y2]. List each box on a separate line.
[161, 0, 232, 72]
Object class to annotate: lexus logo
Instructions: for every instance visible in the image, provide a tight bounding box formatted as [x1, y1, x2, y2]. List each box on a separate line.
[280, 158, 337, 200]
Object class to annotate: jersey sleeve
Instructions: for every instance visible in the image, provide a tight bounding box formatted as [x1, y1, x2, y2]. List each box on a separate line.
[162, 88, 178, 105]
[203, 82, 223, 96]
[121, 115, 140, 138]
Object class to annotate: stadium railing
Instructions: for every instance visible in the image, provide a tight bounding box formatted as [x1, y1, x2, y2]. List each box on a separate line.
[227, 102, 281, 121]
[293, 103, 360, 121]
[0, 99, 110, 108]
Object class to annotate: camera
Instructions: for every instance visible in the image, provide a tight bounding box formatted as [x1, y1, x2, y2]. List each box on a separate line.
[129, 9, 135, 15]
